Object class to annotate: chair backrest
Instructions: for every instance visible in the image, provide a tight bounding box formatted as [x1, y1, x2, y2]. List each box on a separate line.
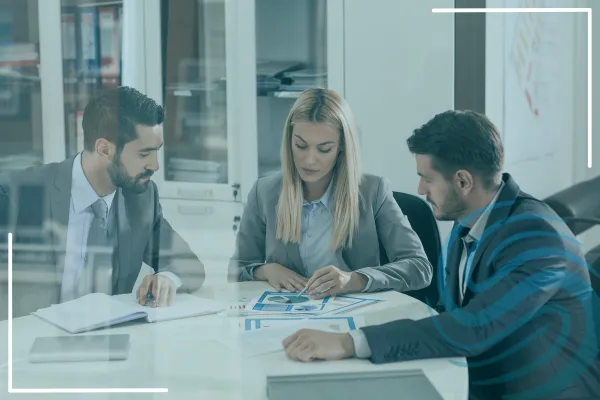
[543, 176, 600, 235]
[379, 191, 442, 307]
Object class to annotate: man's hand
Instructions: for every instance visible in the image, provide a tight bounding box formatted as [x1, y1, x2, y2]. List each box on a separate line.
[283, 329, 356, 362]
[254, 263, 308, 292]
[136, 274, 176, 307]
[306, 266, 368, 299]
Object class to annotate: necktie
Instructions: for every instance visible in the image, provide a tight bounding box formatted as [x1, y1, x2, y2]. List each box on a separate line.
[445, 225, 471, 308]
[77, 199, 113, 297]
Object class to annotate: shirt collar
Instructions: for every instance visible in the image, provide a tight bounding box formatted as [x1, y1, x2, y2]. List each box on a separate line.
[465, 181, 505, 243]
[303, 176, 335, 210]
[71, 152, 116, 215]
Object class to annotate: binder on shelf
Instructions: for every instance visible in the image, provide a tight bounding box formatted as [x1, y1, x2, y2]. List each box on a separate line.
[65, 108, 77, 157]
[78, 6, 100, 86]
[98, 5, 120, 86]
[61, 7, 78, 85]
[76, 110, 84, 153]
[117, 6, 123, 83]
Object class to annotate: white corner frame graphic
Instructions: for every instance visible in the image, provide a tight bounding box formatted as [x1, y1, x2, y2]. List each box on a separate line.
[433, 7, 593, 169]
[7, 233, 169, 394]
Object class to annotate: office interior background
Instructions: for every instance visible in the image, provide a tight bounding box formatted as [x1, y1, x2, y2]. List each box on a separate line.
[0, 0, 597, 293]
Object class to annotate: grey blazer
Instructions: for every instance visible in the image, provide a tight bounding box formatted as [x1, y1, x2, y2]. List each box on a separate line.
[228, 173, 432, 293]
[0, 156, 205, 317]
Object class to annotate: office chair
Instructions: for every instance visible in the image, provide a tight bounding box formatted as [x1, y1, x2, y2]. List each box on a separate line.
[544, 177, 600, 347]
[379, 192, 442, 308]
[543, 176, 600, 294]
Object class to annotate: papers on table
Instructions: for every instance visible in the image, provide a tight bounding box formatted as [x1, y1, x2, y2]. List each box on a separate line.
[240, 316, 365, 357]
[244, 291, 382, 316]
[243, 316, 362, 332]
[32, 293, 225, 334]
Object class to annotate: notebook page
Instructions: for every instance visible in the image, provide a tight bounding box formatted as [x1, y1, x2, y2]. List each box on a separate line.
[113, 293, 225, 323]
[32, 293, 145, 334]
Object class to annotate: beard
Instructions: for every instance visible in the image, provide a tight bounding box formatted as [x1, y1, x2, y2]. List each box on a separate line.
[429, 185, 468, 221]
[108, 154, 153, 194]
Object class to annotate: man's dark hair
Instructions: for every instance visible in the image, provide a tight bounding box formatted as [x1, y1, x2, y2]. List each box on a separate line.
[82, 86, 164, 152]
[407, 110, 504, 190]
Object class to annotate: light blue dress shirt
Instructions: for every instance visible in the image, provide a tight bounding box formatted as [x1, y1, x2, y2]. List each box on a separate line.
[59, 153, 180, 302]
[299, 179, 373, 290]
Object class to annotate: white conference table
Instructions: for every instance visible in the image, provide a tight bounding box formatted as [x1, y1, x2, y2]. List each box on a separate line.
[0, 282, 468, 399]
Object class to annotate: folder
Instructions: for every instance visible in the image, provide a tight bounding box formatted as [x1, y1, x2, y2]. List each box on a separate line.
[98, 5, 120, 86]
[64, 108, 77, 157]
[76, 110, 84, 152]
[61, 7, 78, 84]
[78, 6, 100, 85]
[32, 292, 225, 334]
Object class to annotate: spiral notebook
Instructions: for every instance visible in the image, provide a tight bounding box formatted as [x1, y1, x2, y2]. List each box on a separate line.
[32, 293, 224, 334]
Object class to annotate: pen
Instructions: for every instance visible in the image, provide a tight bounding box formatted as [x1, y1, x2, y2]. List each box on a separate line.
[145, 291, 156, 306]
[296, 283, 309, 298]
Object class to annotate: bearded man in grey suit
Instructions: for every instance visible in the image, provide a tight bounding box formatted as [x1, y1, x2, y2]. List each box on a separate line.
[0, 86, 204, 317]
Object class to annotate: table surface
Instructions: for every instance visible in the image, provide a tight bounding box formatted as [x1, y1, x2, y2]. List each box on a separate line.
[0, 282, 468, 399]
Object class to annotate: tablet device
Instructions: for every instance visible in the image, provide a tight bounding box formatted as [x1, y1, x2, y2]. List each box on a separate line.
[28, 334, 130, 363]
[267, 369, 444, 400]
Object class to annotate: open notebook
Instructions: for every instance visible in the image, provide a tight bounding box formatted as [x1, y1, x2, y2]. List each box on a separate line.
[32, 293, 225, 334]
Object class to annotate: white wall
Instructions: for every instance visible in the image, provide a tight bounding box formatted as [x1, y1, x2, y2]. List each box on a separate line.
[344, 0, 455, 237]
[487, 0, 579, 198]
[576, 0, 600, 252]
[486, 0, 596, 251]
[345, 0, 595, 249]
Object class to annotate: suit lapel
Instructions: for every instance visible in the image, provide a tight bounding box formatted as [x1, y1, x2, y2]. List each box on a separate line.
[48, 157, 75, 259]
[114, 189, 132, 294]
[461, 173, 523, 305]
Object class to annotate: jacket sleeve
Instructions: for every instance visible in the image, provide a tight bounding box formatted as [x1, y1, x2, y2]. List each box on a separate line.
[357, 177, 433, 292]
[362, 218, 595, 363]
[228, 180, 267, 282]
[143, 182, 205, 293]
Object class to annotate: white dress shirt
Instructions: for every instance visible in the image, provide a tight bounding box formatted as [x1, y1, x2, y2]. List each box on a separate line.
[59, 153, 181, 302]
[349, 182, 505, 358]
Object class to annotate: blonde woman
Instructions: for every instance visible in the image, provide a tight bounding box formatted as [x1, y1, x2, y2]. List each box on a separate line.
[228, 88, 432, 297]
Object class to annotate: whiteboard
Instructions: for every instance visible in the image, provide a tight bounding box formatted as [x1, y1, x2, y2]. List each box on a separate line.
[502, 0, 565, 164]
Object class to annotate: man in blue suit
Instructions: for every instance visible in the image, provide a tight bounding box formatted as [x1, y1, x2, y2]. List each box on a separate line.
[282, 110, 600, 399]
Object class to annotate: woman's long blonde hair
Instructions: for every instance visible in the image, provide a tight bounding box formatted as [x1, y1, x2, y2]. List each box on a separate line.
[276, 88, 362, 250]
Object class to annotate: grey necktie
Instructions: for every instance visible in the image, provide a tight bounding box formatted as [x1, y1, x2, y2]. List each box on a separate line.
[76, 199, 113, 297]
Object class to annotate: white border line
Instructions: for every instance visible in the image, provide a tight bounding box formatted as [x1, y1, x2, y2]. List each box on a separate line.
[7, 233, 168, 394]
[433, 7, 593, 169]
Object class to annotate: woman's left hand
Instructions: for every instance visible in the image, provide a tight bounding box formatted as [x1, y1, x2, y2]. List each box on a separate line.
[306, 266, 368, 299]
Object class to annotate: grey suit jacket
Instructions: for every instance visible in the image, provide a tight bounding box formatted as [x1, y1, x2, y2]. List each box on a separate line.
[228, 173, 432, 293]
[361, 173, 600, 399]
[0, 156, 205, 317]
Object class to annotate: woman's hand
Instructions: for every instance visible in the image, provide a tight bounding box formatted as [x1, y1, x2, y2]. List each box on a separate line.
[254, 263, 308, 292]
[306, 266, 368, 299]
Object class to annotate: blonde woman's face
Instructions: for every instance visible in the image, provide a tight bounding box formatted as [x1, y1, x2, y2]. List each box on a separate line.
[291, 121, 341, 184]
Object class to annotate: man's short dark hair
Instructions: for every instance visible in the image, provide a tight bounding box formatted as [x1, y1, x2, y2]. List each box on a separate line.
[407, 110, 504, 189]
[82, 86, 164, 152]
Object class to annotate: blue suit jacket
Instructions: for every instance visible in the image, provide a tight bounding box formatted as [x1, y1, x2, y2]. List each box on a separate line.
[362, 173, 600, 400]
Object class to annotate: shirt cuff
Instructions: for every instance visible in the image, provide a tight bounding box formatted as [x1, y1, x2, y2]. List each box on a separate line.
[356, 271, 373, 292]
[349, 329, 372, 359]
[157, 271, 182, 290]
